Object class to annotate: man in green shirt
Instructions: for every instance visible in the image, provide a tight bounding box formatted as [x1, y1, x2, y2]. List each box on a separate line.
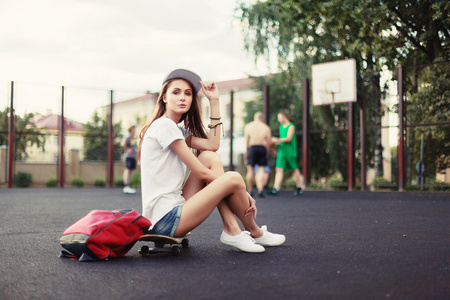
[269, 112, 303, 196]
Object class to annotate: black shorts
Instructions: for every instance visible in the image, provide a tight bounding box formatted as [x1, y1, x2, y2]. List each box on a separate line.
[247, 145, 267, 167]
[126, 157, 137, 170]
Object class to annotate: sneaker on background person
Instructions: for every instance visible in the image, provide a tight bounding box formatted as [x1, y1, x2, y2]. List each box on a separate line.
[267, 188, 279, 196]
[293, 187, 303, 196]
[123, 185, 136, 194]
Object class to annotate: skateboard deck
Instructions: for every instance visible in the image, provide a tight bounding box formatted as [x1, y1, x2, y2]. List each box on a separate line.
[138, 233, 190, 256]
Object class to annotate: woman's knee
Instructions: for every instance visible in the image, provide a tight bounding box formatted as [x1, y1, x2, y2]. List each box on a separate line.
[223, 171, 246, 190]
[198, 151, 222, 168]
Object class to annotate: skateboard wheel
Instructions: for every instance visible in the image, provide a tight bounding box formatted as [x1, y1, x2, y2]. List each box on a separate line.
[171, 246, 181, 256]
[139, 245, 149, 256]
[182, 239, 189, 248]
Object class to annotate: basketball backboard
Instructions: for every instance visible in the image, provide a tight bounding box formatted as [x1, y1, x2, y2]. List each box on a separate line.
[311, 59, 357, 106]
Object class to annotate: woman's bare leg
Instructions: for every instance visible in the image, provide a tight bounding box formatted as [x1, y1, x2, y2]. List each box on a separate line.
[176, 151, 262, 238]
[182, 151, 241, 236]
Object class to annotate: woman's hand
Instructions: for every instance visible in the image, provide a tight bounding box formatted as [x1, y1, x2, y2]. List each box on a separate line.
[200, 81, 219, 101]
[244, 192, 257, 219]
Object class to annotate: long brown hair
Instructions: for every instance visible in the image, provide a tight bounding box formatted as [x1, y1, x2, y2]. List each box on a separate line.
[138, 78, 207, 163]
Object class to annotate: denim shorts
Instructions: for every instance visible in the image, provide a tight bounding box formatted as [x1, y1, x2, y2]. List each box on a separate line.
[150, 205, 182, 237]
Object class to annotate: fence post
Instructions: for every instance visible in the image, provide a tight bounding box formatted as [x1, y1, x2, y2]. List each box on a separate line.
[359, 95, 367, 191]
[397, 66, 405, 191]
[58, 86, 65, 187]
[348, 102, 355, 191]
[7, 81, 15, 188]
[107, 90, 114, 187]
[302, 79, 310, 187]
[229, 90, 234, 171]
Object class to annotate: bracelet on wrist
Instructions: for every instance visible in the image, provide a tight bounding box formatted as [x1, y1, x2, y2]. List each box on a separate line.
[208, 122, 222, 129]
[210, 117, 221, 120]
[208, 122, 224, 137]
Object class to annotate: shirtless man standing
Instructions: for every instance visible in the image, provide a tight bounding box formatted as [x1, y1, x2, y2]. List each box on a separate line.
[244, 112, 272, 197]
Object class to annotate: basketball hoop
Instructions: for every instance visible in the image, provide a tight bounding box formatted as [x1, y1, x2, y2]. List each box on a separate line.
[312, 59, 356, 106]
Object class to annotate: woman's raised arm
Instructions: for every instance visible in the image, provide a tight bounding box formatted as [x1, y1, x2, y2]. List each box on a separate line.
[190, 81, 221, 151]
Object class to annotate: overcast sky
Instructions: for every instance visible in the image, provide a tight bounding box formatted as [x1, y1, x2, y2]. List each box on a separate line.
[0, 0, 272, 93]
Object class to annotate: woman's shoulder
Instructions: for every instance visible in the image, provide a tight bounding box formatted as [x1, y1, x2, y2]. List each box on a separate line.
[150, 117, 178, 130]
[148, 117, 185, 140]
[152, 117, 173, 125]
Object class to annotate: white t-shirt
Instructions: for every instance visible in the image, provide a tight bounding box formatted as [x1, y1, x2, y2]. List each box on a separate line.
[140, 117, 191, 226]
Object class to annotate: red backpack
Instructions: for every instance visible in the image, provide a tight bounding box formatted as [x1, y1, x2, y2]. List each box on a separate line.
[59, 209, 151, 262]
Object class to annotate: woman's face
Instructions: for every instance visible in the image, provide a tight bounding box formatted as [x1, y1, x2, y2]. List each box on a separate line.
[277, 113, 284, 123]
[163, 79, 193, 117]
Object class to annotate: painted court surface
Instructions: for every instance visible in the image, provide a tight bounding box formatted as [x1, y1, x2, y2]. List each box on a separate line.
[1, 188, 448, 299]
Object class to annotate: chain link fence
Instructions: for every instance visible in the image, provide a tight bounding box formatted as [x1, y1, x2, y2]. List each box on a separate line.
[401, 61, 450, 191]
[0, 81, 148, 187]
[1, 63, 448, 191]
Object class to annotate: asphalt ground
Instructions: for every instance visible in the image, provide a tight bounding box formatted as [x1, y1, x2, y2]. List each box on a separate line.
[0, 188, 448, 299]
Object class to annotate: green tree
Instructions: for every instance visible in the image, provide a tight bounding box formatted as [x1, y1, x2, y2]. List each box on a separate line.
[83, 111, 123, 161]
[380, 0, 449, 183]
[237, 0, 387, 179]
[378, 0, 448, 67]
[236, 0, 448, 181]
[0, 108, 46, 160]
[409, 63, 450, 179]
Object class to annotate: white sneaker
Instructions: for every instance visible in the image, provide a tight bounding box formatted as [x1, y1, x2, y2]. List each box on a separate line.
[123, 186, 136, 194]
[253, 226, 286, 246]
[220, 231, 265, 253]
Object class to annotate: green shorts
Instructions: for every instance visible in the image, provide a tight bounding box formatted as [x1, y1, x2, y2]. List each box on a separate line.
[275, 156, 299, 171]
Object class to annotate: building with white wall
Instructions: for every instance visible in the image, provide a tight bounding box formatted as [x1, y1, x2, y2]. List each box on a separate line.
[27, 114, 85, 162]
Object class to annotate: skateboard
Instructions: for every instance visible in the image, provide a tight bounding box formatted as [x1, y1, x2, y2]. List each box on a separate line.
[138, 233, 190, 256]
